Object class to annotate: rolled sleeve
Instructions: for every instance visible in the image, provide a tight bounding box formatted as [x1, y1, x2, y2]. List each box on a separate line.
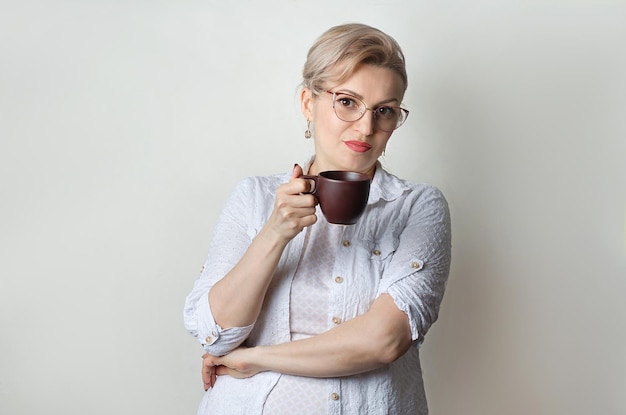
[385, 266, 438, 344]
[378, 185, 451, 344]
[196, 291, 254, 355]
[183, 177, 264, 355]
[183, 273, 255, 355]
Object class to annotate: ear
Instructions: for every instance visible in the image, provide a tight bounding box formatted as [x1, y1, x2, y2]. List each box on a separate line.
[300, 88, 315, 121]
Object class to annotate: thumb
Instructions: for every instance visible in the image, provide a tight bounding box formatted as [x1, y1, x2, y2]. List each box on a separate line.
[291, 163, 303, 180]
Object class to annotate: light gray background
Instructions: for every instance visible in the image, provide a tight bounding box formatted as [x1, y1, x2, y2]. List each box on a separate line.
[1, 1, 625, 414]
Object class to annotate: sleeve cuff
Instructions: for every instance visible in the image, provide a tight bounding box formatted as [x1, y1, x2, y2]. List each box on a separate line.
[378, 257, 425, 344]
[197, 291, 254, 356]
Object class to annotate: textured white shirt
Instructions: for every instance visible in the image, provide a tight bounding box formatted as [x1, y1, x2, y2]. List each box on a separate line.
[184, 159, 452, 415]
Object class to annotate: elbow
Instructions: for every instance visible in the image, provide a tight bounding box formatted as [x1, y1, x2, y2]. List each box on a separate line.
[372, 325, 412, 365]
[364, 294, 414, 365]
[380, 336, 412, 365]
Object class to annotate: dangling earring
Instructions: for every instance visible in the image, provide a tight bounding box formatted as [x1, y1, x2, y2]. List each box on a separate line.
[304, 120, 312, 139]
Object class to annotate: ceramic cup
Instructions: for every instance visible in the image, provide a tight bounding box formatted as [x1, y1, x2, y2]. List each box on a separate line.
[302, 171, 371, 225]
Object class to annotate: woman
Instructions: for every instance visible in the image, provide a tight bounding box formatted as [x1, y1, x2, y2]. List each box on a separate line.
[184, 23, 451, 414]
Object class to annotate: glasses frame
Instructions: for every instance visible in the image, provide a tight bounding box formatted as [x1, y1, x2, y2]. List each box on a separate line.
[323, 90, 409, 132]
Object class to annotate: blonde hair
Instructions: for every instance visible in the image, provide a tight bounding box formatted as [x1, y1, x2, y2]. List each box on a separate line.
[302, 23, 407, 93]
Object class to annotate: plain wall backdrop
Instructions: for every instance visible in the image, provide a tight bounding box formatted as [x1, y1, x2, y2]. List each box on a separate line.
[1, 1, 625, 414]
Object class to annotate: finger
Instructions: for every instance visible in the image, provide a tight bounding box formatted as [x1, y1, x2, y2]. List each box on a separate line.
[280, 177, 313, 196]
[202, 365, 215, 391]
[201, 364, 211, 388]
[215, 365, 228, 376]
[288, 164, 315, 194]
[280, 193, 317, 209]
[215, 365, 237, 377]
[291, 163, 303, 180]
[201, 357, 216, 390]
[215, 365, 257, 380]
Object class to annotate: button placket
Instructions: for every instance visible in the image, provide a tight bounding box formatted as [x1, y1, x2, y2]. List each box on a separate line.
[328, 378, 342, 407]
[330, 236, 348, 329]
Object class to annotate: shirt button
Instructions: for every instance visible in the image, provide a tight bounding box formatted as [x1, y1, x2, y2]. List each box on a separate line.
[330, 392, 340, 401]
[411, 261, 421, 269]
[334, 276, 343, 284]
[342, 240, 351, 247]
[332, 317, 342, 325]
[372, 249, 381, 256]
[205, 336, 212, 343]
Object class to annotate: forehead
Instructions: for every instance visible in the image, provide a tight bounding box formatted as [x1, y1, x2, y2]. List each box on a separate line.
[328, 64, 405, 102]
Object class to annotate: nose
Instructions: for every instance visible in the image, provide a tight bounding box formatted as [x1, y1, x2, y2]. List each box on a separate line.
[353, 109, 375, 136]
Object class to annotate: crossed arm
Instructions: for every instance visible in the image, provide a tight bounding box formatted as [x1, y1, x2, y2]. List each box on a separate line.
[201, 293, 412, 390]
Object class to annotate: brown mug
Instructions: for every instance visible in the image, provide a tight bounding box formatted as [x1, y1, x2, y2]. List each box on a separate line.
[302, 171, 371, 225]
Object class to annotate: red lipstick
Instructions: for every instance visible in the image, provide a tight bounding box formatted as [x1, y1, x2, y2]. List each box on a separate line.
[345, 140, 372, 153]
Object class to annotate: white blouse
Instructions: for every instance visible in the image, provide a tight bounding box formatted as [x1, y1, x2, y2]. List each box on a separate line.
[184, 159, 452, 415]
[263, 214, 343, 414]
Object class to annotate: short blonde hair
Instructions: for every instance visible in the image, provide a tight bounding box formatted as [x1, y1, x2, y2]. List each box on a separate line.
[302, 23, 407, 93]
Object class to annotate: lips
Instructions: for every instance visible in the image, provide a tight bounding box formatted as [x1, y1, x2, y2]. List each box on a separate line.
[344, 140, 372, 153]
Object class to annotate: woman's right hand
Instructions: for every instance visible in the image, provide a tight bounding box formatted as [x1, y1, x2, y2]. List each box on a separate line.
[264, 164, 317, 242]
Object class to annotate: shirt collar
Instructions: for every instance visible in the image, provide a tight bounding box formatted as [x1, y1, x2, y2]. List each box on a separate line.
[369, 162, 409, 203]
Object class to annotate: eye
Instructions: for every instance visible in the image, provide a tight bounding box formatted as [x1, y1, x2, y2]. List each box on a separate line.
[335, 94, 359, 110]
[376, 106, 397, 119]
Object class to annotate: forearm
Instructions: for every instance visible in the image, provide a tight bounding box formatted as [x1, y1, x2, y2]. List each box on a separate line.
[209, 226, 288, 328]
[228, 294, 412, 378]
[208, 165, 317, 329]
[255, 320, 387, 377]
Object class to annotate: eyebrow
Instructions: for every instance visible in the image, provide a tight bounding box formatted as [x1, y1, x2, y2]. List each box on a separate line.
[335, 89, 400, 107]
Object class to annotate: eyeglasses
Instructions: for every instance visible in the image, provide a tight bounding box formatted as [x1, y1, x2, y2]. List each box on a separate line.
[323, 90, 409, 132]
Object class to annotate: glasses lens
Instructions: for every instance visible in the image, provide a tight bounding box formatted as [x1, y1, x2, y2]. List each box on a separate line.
[374, 106, 404, 131]
[333, 93, 365, 122]
[331, 92, 408, 131]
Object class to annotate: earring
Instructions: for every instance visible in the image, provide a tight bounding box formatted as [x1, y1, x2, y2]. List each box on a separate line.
[304, 120, 312, 139]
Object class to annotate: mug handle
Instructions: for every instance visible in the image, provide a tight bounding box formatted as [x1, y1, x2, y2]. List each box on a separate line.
[300, 175, 318, 195]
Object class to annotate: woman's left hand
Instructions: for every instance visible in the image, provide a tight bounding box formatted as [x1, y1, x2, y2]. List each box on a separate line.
[201, 348, 261, 390]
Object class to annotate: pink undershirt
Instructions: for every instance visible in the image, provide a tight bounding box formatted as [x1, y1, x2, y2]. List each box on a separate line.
[262, 210, 344, 414]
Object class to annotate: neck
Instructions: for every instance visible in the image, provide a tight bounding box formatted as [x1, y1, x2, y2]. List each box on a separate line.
[309, 160, 377, 178]
[362, 164, 377, 178]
